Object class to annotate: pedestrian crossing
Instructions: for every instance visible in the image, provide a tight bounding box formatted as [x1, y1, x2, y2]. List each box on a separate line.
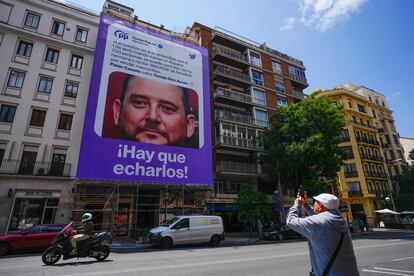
[363, 267, 414, 276]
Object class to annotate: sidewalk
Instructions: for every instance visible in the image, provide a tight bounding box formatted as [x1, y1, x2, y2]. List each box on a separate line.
[109, 232, 263, 253]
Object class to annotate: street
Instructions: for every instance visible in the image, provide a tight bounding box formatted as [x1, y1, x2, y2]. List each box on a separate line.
[0, 231, 413, 276]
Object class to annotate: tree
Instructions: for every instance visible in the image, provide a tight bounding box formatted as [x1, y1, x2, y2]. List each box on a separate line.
[409, 148, 414, 164]
[262, 95, 345, 196]
[235, 184, 271, 232]
[395, 167, 414, 211]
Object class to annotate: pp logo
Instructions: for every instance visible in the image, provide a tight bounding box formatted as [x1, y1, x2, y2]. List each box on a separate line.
[157, 44, 163, 49]
[189, 53, 196, 60]
[114, 30, 128, 40]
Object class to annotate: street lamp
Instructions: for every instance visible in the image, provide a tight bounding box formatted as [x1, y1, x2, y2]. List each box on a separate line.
[384, 159, 402, 221]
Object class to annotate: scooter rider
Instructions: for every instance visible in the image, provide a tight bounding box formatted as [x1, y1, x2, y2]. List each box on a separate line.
[71, 213, 94, 255]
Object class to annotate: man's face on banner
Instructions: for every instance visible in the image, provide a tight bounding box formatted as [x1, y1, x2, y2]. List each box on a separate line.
[113, 76, 196, 146]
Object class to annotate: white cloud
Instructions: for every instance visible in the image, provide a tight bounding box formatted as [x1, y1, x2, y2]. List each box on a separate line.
[280, 17, 297, 31]
[281, 0, 368, 32]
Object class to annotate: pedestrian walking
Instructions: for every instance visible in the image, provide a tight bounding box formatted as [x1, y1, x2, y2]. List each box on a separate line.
[286, 192, 359, 276]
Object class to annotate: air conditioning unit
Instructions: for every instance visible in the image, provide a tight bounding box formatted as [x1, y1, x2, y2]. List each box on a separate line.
[37, 168, 48, 175]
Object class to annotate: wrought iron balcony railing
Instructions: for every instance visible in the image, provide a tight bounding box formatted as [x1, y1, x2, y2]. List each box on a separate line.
[0, 159, 71, 177]
[213, 65, 251, 83]
[215, 135, 264, 151]
[344, 171, 358, 178]
[214, 87, 254, 105]
[217, 161, 260, 175]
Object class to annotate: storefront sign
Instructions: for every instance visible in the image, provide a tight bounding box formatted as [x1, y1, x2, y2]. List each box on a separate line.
[77, 13, 212, 185]
[15, 191, 61, 198]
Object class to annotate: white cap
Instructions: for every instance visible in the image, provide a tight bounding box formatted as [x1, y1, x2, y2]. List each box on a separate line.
[313, 193, 339, 210]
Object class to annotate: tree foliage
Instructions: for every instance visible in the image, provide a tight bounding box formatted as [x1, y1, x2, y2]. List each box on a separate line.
[409, 149, 414, 163]
[262, 95, 345, 196]
[235, 184, 271, 231]
[395, 167, 414, 211]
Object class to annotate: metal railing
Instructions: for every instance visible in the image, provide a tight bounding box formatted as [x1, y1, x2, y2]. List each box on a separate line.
[217, 161, 260, 175]
[344, 171, 358, 178]
[292, 90, 305, 99]
[348, 190, 363, 197]
[215, 111, 268, 128]
[214, 87, 253, 105]
[213, 65, 251, 83]
[288, 73, 308, 85]
[356, 136, 380, 146]
[215, 135, 264, 150]
[0, 159, 71, 177]
[212, 45, 249, 64]
[347, 120, 377, 130]
[360, 154, 385, 162]
[364, 171, 387, 179]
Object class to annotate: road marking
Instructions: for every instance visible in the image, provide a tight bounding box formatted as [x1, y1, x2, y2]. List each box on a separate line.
[363, 270, 412, 276]
[374, 267, 414, 273]
[393, 256, 414, 262]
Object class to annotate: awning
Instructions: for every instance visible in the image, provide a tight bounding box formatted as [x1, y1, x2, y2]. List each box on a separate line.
[374, 208, 400, 215]
[400, 211, 414, 215]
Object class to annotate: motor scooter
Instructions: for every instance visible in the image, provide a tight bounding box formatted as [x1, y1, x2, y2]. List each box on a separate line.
[42, 221, 111, 265]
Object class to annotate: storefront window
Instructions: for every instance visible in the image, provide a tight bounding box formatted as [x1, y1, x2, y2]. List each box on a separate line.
[9, 198, 44, 231]
[8, 197, 59, 232]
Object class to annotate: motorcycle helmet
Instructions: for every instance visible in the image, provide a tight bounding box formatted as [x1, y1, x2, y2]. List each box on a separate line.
[81, 212, 92, 222]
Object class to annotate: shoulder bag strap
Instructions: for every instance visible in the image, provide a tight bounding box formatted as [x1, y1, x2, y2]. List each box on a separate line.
[322, 232, 345, 276]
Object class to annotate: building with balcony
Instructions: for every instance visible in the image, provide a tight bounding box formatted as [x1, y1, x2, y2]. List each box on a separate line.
[0, 0, 99, 233]
[400, 137, 414, 165]
[343, 84, 408, 191]
[316, 87, 392, 227]
[191, 23, 308, 230]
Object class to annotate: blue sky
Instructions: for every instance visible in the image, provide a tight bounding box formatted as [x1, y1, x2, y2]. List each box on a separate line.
[78, 0, 414, 137]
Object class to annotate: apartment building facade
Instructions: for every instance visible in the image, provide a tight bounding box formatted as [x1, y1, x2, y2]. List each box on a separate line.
[350, 85, 408, 190]
[317, 87, 391, 227]
[0, 0, 99, 233]
[191, 23, 308, 230]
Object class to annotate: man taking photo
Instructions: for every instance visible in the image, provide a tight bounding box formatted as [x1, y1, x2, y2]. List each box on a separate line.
[287, 192, 359, 276]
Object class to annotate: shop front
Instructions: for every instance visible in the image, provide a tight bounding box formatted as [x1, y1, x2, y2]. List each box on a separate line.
[6, 190, 61, 233]
[73, 182, 209, 240]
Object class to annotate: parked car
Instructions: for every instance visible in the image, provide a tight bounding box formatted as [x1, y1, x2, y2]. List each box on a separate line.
[262, 224, 305, 241]
[148, 216, 225, 248]
[0, 224, 68, 255]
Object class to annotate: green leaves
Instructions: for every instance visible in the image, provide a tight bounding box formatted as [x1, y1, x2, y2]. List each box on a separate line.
[235, 184, 271, 228]
[262, 96, 345, 195]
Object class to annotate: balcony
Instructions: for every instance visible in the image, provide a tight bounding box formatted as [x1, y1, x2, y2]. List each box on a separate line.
[215, 135, 264, 151]
[364, 171, 387, 179]
[212, 45, 249, 67]
[347, 119, 377, 131]
[344, 171, 358, 178]
[214, 87, 254, 106]
[355, 136, 380, 146]
[360, 154, 385, 163]
[0, 159, 71, 177]
[288, 73, 308, 86]
[215, 110, 268, 128]
[291, 89, 305, 100]
[213, 65, 251, 87]
[348, 190, 363, 197]
[217, 161, 260, 175]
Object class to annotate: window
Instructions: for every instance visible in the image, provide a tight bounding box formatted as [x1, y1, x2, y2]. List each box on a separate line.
[385, 135, 391, 144]
[348, 101, 353, 108]
[75, 28, 88, 42]
[288, 65, 307, 83]
[357, 104, 366, 113]
[392, 134, 399, 145]
[37, 76, 53, 94]
[58, 114, 73, 130]
[50, 148, 67, 176]
[381, 101, 385, 107]
[7, 70, 25, 88]
[29, 109, 46, 127]
[18, 146, 38, 175]
[397, 150, 404, 160]
[51, 20, 65, 36]
[275, 82, 285, 93]
[45, 48, 59, 63]
[70, 54, 83, 69]
[372, 109, 376, 118]
[251, 69, 263, 86]
[24, 12, 40, 28]
[64, 82, 79, 98]
[249, 51, 262, 67]
[252, 88, 266, 105]
[341, 146, 354, 159]
[272, 60, 282, 75]
[254, 109, 268, 127]
[0, 105, 16, 123]
[340, 129, 350, 141]
[172, 218, 189, 229]
[0, 143, 6, 166]
[277, 98, 287, 106]
[16, 41, 33, 57]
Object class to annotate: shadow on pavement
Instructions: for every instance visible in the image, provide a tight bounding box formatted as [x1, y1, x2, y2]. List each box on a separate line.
[44, 259, 114, 267]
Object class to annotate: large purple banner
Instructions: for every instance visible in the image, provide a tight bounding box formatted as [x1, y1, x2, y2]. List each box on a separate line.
[77, 13, 212, 185]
